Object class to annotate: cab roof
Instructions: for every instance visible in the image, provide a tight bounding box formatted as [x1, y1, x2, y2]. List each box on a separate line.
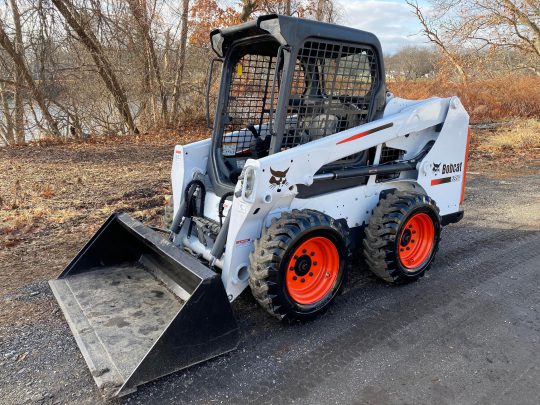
[210, 14, 383, 57]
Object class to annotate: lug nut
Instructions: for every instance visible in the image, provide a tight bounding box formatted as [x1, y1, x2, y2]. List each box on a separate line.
[301, 278, 305, 283]
[313, 261, 318, 266]
[293, 276, 297, 280]
[310, 252, 315, 256]
[309, 272, 313, 276]
[302, 249, 307, 253]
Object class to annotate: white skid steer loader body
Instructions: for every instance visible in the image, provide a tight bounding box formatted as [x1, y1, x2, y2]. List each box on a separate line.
[49, 13, 472, 397]
[171, 94, 470, 301]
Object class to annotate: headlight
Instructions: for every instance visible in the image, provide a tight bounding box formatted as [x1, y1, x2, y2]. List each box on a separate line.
[243, 166, 256, 200]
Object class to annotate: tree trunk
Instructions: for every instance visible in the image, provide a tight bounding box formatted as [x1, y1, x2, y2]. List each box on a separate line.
[9, 0, 25, 144]
[316, 0, 325, 21]
[0, 81, 15, 144]
[171, 0, 190, 126]
[128, 0, 168, 125]
[240, 0, 258, 22]
[0, 21, 61, 137]
[502, 0, 540, 57]
[51, 0, 139, 134]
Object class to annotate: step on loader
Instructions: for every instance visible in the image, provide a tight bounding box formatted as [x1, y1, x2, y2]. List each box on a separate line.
[50, 14, 470, 398]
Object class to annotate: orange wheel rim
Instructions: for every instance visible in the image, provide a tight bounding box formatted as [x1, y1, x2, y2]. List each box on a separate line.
[398, 213, 435, 270]
[286, 236, 339, 305]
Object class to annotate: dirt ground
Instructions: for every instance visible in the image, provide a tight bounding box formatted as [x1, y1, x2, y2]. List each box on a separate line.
[0, 124, 539, 404]
[0, 128, 206, 328]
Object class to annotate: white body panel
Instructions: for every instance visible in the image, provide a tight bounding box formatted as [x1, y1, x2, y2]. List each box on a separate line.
[171, 138, 211, 215]
[171, 95, 470, 301]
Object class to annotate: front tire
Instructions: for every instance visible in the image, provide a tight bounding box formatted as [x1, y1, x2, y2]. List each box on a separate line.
[249, 209, 350, 321]
[363, 191, 441, 283]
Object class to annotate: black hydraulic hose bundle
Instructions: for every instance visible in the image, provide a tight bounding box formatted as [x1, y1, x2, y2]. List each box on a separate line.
[184, 180, 206, 218]
[169, 179, 206, 240]
[168, 179, 231, 264]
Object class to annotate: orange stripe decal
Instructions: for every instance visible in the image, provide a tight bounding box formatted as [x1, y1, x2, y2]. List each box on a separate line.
[460, 128, 471, 204]
[336, 122, 393, 145]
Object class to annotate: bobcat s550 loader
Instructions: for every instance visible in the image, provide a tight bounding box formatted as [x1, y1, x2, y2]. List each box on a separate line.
[49, 14, 470, 398]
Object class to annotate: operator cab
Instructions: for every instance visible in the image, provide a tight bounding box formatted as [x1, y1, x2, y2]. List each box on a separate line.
[207, 14, 386, 195]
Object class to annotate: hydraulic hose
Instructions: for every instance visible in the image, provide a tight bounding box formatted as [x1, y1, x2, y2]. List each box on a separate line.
[210, 210, 230, 261]
[218, 192, 234, 226]
[169, 179, 206, 240]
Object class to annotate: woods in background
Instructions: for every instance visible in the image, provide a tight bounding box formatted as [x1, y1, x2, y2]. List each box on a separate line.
[0, 0, 339, 144]
[407, 0, 539, 80]
[0, 0, 538, 145]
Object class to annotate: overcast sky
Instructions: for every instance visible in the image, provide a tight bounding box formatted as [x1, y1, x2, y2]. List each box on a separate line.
[336, 0, 430, 54]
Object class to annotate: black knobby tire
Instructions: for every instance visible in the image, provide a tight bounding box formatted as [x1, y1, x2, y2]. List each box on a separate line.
[363, 191, 441, 283]
[249, 209, 351, 321]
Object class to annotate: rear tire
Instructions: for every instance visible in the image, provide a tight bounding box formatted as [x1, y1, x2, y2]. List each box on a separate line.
[249, 209, 350, 321]
[363, 191, 441, 283]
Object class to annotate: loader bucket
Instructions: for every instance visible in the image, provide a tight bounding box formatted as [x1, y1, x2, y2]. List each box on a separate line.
[49, 213, 239, 398]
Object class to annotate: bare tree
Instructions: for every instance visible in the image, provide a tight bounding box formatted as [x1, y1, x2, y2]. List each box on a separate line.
[51, 0, 139, 133]
[240, 0, 259, 22]
[171, 0, 190, 125]
[0, 0, 344, 144]
[127, 0, 168, 124]
[407, 1, 468, 82]
[8, 0, 23, 143]
[409, 0, 540, 76]
[0, 79, 15, 144]
[0, 15, 61, 138]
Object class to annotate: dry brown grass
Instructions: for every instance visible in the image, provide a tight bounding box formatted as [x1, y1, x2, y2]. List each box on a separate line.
[477, 119, 540, 152]
[468, 119, 540, 177]
[389, 76, 540, 123]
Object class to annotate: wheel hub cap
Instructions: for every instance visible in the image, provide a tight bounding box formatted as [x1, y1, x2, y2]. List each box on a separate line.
[294, 255, 312, 276]
[398, 213, 435, 270]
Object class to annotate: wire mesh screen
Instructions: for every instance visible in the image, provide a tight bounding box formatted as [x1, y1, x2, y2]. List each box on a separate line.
[282, 39, 379, 150]
[379, 145, 403, 164]
[222, 53, 279, 156]
[377, 145, 404, 181]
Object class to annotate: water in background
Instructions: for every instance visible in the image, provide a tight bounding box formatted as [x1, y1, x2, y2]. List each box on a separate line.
[0, 99, 134, 146]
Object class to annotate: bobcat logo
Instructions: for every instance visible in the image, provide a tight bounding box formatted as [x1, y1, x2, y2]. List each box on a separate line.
[269, 167, 289, 192]
[433, 162, 442, 173]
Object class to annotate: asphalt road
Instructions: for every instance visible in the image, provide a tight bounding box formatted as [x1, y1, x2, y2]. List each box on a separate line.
[1, 173, 539, 405]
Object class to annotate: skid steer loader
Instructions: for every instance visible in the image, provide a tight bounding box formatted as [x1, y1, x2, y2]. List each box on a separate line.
[49, 14, 470, 398]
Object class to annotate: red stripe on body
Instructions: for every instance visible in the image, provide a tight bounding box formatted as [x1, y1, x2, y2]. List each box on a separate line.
[431, 177, 452, 186]
[336, 122, 394, 145]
